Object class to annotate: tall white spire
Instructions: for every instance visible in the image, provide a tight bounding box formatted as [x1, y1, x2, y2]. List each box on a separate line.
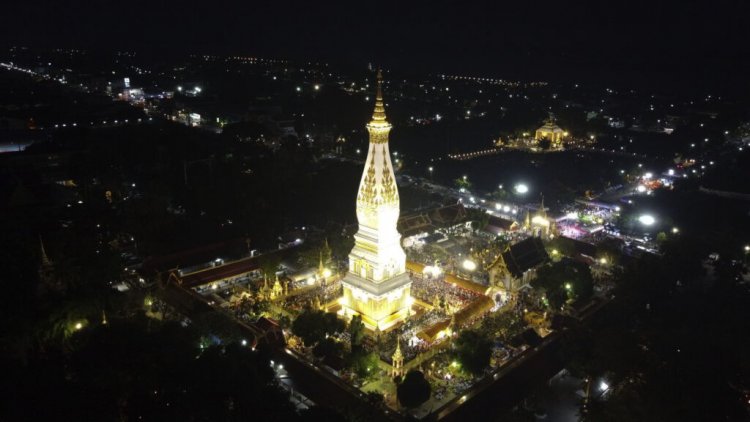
[340, 70, 412, 331]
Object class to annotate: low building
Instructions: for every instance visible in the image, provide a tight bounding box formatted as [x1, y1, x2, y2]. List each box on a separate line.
[484, 215, 518, 235]
[534, 116, 567, 149]
[488, 236, 549, 291]
[429, 203, 467, 226]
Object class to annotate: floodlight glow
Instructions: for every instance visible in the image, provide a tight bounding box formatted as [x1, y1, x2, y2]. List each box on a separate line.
[503, 206, 510, 212]
[668, 169, 675, 176]
[599, 380, 609, 391]
[638, 214, 656, 226]
[643, 172, 653, 179]
[322, 269, 332, 278]
[514, 183, 529, 194]
[462, 260, 477, 271]
[532, 215, 550, 226]
[637, 185, 647, 193]
[566, 212, 578, 219]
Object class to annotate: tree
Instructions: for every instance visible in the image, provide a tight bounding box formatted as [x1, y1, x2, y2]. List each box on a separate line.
[347, 349, 380, 379]
[454, 177, 472, 191]
[397, 371, 431, 408]
[291, 309, 345, 347]
[532, 259, 594, 307]
[5, 317, 299, 421]
[455, 330, 492, 375]
[348, 314, 365, 349]
[313, 337, 343, 359]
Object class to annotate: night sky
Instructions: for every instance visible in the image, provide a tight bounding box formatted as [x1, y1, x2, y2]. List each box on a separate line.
[3, 0, 749, 93]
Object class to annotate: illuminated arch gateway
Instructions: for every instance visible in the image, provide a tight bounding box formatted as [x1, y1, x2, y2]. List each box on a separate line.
[339, 71, 412, 330]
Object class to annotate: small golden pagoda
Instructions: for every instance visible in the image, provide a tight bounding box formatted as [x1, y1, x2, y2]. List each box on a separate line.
[391, 336, 404, 378]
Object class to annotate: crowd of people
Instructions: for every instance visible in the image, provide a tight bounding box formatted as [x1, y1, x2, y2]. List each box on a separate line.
[411, 274, 480, 314]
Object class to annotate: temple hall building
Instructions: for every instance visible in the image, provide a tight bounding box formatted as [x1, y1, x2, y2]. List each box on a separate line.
[534, 115, 567, 150]
[339, 71, 413, 331]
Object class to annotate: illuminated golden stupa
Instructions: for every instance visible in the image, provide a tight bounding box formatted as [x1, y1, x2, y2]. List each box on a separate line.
[339, 71, 412, 330]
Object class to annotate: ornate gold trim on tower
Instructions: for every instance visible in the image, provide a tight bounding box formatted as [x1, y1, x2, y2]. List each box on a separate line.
[340, 70, 412, 331]
[371, 69, 387, 122]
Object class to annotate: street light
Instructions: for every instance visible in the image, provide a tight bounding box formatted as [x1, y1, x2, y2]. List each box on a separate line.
[514, 183, 529, 194]
[638, 214, 656, 226]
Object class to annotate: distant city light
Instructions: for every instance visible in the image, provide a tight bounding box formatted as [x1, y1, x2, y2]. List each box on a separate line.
[668, 169, 675, 176]
[638, 214, 656, 226]
[643, 172, 653, 179]
[637, 185, 647, 193]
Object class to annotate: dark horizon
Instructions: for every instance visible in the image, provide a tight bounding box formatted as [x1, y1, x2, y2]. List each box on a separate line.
[4, 0, 750, 95]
